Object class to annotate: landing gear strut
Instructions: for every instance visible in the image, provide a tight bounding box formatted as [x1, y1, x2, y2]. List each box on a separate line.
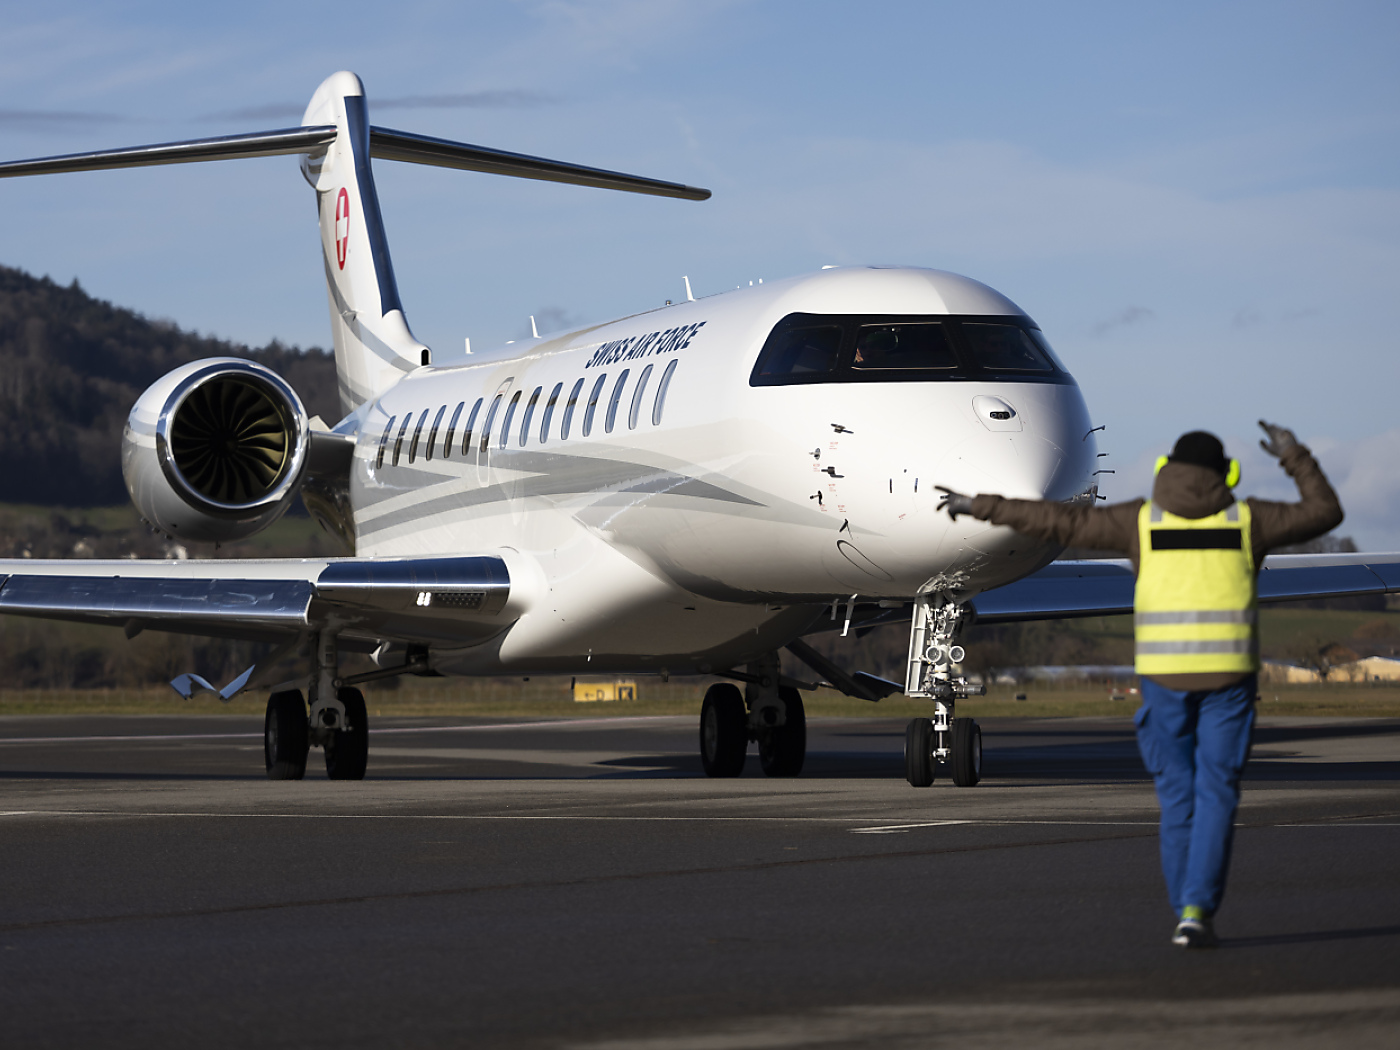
[903, 594, 983, 788]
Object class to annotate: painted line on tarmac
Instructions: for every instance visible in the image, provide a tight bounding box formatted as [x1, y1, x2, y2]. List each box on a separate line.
[0, 811, 1153, 830]
[0, 717, 679, 746]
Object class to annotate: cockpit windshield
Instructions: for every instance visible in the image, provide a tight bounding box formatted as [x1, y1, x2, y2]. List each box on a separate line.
[751, 313, 1072, 386]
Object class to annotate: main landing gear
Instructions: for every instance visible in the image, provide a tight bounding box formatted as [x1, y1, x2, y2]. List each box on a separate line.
[699, 653, 807, 778]
[262, 630, 370, 781]
[262, 685, 370, 780]
[902, 594, 983, 788]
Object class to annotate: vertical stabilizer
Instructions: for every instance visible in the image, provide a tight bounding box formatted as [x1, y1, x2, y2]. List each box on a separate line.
[301, 72, 427, 415]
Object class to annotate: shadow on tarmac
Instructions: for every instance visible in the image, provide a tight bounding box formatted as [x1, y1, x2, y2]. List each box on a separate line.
[1224, 924, 1400, 949]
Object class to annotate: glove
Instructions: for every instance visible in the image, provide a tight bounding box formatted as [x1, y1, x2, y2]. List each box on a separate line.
[1258, 419, 1298, 459]
[936, 486, 976, 520]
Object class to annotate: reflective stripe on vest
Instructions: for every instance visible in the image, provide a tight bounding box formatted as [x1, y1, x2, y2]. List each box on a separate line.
[1134, 500, 1258, 676]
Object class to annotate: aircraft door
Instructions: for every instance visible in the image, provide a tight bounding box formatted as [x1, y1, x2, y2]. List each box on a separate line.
[475, 377, 513, 489]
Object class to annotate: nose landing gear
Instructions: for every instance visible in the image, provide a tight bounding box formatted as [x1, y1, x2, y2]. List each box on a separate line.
[903, 594, 983, 788]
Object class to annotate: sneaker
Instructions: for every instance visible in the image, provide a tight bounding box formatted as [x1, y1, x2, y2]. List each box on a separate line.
[1171, 906, 1218, 949]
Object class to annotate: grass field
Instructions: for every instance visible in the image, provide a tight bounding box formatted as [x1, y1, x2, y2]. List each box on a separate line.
[3, 678, 1397, 720]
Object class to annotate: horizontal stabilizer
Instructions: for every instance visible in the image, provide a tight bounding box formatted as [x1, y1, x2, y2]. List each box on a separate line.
[0, 127, 338, 179]
[0, 124, 710, 200]
[367, 126, 711, 200]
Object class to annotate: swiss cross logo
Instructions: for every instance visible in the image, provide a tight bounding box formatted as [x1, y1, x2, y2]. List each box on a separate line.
[334, 187, 350, 269]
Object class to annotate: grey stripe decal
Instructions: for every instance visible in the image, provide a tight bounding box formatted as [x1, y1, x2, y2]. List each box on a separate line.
[359, 450, 762, 524]
[323, 256, 417, 373]
[1135, 609, 1256, 626]
[1150, 504, 1164, 523]
[1136, 639, 1254, 655]
[1226, 502, 1240, 522]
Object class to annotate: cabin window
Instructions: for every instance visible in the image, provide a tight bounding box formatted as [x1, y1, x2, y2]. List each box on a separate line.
[652, 360, 678, 425]
[392, 414, 412, 465]
[605, 370, 630, 433]
[582, 374, 607, 436]
[479, 394, 503, 452]
[499, 390, 522, 449]
[561, 378, 585, 439]
[541, 382, 563, 444]
[629, 364, 653, 430]
[408, 409, 430, 464]
[425, 405, 446, 460]
[520, 387, 541, 447]
[442, 402, 464, 459]
[461, 398, 483, 455]
[376, 415, 396, 469]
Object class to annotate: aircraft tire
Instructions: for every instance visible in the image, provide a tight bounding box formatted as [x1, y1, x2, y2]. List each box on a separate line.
[905, 717, 934, 787]
[325, 686, 369, 781]
[265, 690, 309, 780]
[950, 717, 982, 787]
[759, 686, 806, 777]
[700, 683, 747, 777]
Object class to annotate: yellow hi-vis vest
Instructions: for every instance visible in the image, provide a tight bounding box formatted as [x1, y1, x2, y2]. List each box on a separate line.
[1134, 500, 1259, 676]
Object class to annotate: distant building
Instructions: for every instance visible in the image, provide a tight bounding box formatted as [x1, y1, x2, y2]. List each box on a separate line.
[1261, 657, 1400, 684]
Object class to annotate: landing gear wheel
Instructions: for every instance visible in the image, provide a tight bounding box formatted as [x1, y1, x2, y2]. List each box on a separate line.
[905, 717, 934, 787]
[951, 717, 982, 787]
[265, 690, 309, 780]
[759, 686, 806, 777]
[325, 686, 369, 781]
[700, 683, 747, 777]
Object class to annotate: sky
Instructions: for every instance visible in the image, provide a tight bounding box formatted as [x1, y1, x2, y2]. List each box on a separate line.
[2, 0, 1398, 547]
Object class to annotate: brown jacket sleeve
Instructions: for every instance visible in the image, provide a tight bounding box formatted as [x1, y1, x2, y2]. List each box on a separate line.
[970, 495, 1146, 565]
[1246, 444, 1344, 562]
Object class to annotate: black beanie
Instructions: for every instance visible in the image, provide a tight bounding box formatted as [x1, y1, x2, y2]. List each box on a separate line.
[1170, 431, 1229, 475]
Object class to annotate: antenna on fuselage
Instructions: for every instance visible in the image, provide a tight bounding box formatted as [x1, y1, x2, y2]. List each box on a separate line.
[683, 276, 694, 302]
[530, 316, 539, 339]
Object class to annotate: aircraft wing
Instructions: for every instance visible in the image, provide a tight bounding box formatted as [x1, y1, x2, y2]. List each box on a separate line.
[971, 552, 1400, 623]
[0, 556, 513, 647]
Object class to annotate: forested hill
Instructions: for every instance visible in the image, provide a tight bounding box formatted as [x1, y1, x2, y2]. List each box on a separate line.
[0, 264, 338, 506]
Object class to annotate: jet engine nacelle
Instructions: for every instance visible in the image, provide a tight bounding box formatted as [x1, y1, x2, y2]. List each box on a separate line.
[122, 358, 311, 544]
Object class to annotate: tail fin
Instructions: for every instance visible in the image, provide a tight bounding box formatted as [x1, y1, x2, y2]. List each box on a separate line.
[0, 72, 710, 416]
[300, 73, 426, 415]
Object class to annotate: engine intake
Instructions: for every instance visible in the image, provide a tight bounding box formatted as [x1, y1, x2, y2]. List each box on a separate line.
[124, 359, 311, 543]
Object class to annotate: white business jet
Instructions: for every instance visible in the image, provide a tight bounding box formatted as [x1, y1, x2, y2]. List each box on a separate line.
[2, 72, 1395, 783]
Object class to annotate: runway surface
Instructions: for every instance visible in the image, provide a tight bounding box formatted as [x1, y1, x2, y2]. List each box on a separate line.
[1, 712, 1397, 1048]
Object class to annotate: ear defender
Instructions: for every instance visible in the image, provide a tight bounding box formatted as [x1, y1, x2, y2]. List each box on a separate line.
[1225, 459, 1241, 488]
[1154, 455, 1169, 475]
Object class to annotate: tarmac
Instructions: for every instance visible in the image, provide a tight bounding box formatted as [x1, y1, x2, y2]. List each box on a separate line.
[0, 712, 1397, 1048]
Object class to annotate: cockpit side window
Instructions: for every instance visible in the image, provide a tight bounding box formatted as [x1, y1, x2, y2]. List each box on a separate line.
[961, 323, 1054, 373]
[752, 323, 842, 380]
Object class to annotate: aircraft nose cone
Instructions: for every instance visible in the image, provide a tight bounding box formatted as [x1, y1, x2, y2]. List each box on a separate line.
[935, 431, 1074, 502]
[935, 386, 1097, 503]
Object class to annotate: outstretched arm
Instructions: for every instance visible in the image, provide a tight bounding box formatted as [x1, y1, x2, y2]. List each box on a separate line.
[938, 486, 1142, 556]
[1249, 419, 1343, 556]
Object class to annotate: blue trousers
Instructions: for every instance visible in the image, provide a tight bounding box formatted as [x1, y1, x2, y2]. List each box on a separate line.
[1134, 675, 1256, 916]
